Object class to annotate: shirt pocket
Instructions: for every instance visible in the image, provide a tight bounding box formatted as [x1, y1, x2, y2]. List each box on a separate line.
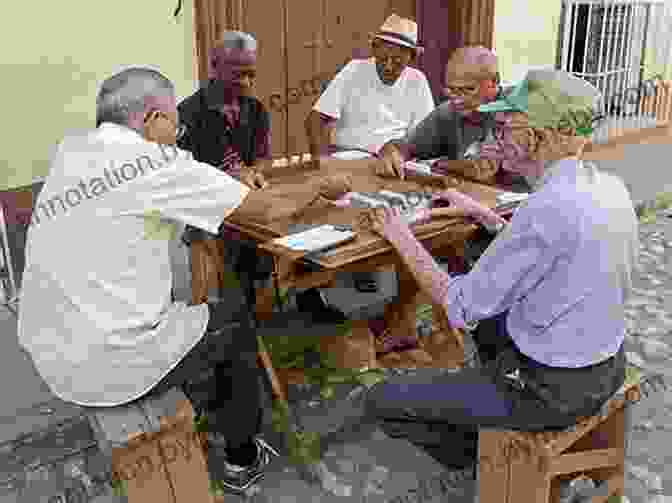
[520, 291, 590, 333]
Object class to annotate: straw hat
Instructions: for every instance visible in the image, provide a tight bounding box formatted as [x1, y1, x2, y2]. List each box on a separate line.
[374, 14, 420, 51]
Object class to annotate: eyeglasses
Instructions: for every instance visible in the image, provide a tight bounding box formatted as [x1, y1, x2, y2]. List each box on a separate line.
[443, 85, 479, 96]
[232, 69, 257, 81]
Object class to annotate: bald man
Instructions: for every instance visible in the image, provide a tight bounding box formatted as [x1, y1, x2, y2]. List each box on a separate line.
[377, 46, 529, 191]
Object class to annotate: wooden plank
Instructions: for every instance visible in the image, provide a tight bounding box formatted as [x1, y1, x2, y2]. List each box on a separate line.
[506, 447, 552, 503]
[478, 430, 512, 503]
[257, 337, 288, 402]
[548, 448, 623, 476]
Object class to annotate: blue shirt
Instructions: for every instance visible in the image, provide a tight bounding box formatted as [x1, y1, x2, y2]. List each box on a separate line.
[443, 159, 639, 367]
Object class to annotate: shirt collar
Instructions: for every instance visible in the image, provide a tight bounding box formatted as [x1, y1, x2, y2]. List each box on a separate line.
[97, 122, 145, 144]
[535, 158, 583, 189]
[204, 81, 241, 111]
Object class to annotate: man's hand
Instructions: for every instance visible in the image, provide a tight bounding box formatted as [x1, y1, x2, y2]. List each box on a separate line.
[432, 189, 506, 228]
[376, 143, 405, 179]
[318, 173, 352, 200]
[240, 166, 269, 190]
[432, 159, 476, 176]
[357, 207, 409, 242]
[439, 94, 467, 114]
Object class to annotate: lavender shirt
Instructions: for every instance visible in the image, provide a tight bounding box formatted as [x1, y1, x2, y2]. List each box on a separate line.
[441, 160, 639, 367]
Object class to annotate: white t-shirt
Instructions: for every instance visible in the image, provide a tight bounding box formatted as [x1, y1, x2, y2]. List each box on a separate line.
[314, 58, 435, 153]
[18, 123, 250, 406]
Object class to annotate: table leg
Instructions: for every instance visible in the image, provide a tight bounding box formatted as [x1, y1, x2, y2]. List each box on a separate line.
[189, 242, 209, 306]
[379, 259, 466, 369]
[383, 260, 420, 345]
[319, 319, 378, 370]
[256, 336, 288, 403]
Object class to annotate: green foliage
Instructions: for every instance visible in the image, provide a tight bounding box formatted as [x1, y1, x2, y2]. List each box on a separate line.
[260, 317, 393, 467]
[110, 476, 127, 497]
[416, 303, 433, 323]
[636, 192, 672, 224]
[625, 364, 642, 388]
[209, 479, 228, 497]
[194, 413, 208, 434]
[286, 430, 322, 466]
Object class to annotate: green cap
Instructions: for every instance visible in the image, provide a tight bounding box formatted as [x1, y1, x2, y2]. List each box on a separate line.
[478, 68, 601, 136]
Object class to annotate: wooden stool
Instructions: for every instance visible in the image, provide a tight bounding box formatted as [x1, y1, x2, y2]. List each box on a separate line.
[478, 375, 641, 503]
[86, 387, 214, 502]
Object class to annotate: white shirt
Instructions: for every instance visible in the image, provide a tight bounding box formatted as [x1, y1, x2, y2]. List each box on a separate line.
[18, 123, 250, 406]
[314, 58, 435, 153]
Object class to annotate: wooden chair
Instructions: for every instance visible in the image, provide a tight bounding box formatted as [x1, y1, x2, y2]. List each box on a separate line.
[478, 367, 642, 503]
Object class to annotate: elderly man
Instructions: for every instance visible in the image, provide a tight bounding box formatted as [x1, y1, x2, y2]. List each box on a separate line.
[178, 31, 273, 310]
[361, 69, 637, 467]
[303, 14, 434, 297]
[377, 46, 528, 192]
[306, 14, 434, 157]
[17, 67, 351, 492]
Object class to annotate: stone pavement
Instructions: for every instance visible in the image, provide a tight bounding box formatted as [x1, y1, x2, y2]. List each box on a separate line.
[2, 209, 672, 502]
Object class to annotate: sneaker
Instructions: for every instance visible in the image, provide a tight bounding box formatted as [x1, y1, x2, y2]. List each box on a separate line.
[208, 436, 279, 493]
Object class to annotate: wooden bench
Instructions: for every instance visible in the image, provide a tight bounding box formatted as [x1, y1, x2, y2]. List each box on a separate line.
[85, 387, 214, 502]
[477, 367, 642, 503]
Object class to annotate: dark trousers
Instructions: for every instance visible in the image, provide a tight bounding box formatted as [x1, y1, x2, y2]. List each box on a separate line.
[364, 311, 626, 463]
[146, 302, 262, 450]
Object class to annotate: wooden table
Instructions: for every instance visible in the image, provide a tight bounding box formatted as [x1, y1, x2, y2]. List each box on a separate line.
[192, 157, 504, 397]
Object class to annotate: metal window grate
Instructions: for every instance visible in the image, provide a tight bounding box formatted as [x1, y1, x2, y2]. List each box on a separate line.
[558, 0, 672, 142]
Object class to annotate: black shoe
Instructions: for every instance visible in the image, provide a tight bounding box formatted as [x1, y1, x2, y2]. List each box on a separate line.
[296, 288, 347, 324]
[208, 435, 279, 493]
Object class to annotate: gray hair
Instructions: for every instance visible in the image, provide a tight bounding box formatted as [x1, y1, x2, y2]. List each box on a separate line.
[214, 31, 258, 52]
[96, 67, 174, 128]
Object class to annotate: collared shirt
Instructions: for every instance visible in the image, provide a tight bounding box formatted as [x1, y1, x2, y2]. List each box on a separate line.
[314, 58, 435, 153]
[177, 83, 271, 175]
[400, 93, 527, 189]
[18, 123, 250, 406]
[442, 159, 639, 367]
[403, 101, 487, 160]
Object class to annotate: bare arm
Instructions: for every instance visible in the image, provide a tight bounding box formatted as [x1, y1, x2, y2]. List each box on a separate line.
[225, 180, 322, 225]
[225, 174, 352, 225]
[305, 110, 335, 159]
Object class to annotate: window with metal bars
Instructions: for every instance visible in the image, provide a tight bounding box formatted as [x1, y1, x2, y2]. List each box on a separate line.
[556, 0, 670, 122]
